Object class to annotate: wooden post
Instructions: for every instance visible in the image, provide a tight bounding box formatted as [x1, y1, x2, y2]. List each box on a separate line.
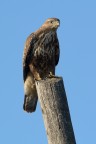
[36, 77, 76, 144]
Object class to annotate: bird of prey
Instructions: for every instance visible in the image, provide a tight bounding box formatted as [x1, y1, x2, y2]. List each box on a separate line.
[23, 18, 60, 113]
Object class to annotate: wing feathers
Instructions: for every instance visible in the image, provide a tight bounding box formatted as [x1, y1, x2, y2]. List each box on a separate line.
[23, 33, 37, 81]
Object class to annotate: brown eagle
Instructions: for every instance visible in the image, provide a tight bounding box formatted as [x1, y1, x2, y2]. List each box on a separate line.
[23, 18, 60, 113]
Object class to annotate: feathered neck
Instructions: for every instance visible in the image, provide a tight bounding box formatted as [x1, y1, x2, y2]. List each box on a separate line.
[35, 25, 56, 37]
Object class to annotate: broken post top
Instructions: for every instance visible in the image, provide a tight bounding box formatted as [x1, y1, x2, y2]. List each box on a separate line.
[36, 77, 63, 84]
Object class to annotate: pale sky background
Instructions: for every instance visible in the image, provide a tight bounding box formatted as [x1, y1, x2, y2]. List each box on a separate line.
[0, 0, 96, 144]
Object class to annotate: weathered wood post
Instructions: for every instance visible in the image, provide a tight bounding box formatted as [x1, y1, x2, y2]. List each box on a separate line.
[36, 77, 76, 144]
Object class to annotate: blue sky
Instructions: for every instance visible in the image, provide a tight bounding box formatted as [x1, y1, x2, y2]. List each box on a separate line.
[0, 0, 96, 143]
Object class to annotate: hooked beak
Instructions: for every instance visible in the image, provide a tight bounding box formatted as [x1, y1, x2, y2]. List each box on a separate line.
[54, 20, 60, 28]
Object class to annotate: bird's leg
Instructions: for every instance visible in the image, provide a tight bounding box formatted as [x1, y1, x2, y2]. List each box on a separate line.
[48, 72, 59, 78]
[34, 75, 41, 81]
[29, 64, 41, 81]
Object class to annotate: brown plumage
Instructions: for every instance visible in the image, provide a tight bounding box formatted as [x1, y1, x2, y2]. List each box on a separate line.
[23, 18, 60, 113]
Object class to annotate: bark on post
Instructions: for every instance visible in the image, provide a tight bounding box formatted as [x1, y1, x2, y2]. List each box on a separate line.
[36, 77, 76, 144]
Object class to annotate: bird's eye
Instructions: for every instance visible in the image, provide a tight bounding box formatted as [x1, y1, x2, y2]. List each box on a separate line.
[50, 21, 53, 24]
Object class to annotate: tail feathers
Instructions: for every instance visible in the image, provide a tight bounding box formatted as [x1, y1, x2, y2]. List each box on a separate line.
[23, 95, 38, 113]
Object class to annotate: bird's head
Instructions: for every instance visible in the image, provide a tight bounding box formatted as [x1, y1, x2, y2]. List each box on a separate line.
[42, 18, 60, 31]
